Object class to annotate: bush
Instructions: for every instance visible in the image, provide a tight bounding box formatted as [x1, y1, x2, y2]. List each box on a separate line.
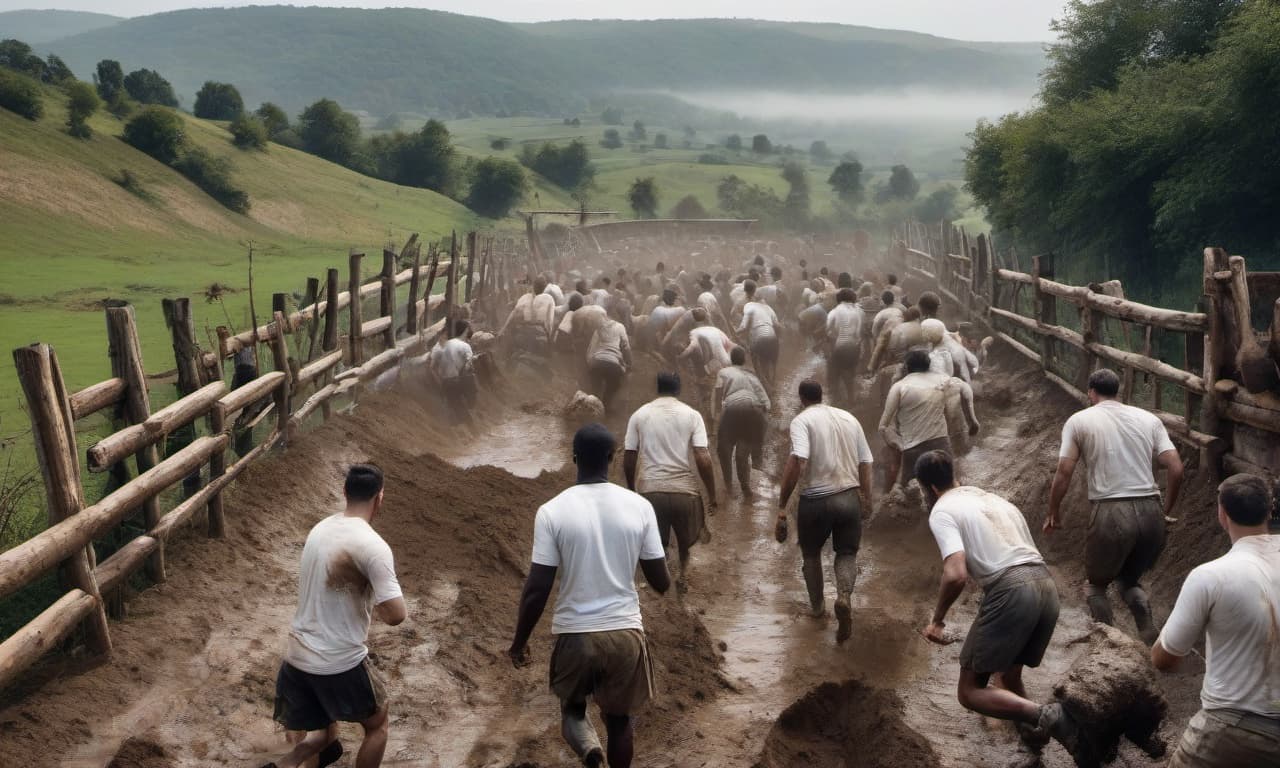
[653, 132, 668, 149]
[466, 156, 527, 218]
[123, 106, 185, 163]
[600, 128, 622, 149]
[752, 133, 773, 154]
[298, 98, 360, 164]
[0, 69, 43, 120]
[627, 176, 659, 218]
[255, 102, 290, 138]
[724, 134, 742, 151]
[697, 153, 729, 165]
[173, 148, 250, 213]
[230, 113, 268, 150]
[123, 68, 178, 107]
[602, 106, 623, 125]
[94, 59, 123, 102]
[489, 137, 510, 150]
[193, 81, 244, 120]
[65, 80, 99, 138]
[670, 194, 709, 219]
[519, 139, 594, 190]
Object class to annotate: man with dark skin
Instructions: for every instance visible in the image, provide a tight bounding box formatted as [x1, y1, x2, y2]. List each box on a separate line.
[509, 425, 671, 768]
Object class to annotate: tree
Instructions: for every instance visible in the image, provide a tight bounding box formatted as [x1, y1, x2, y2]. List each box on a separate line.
[725, 134, 743, 152]
[752, 133, 772, 154]
[0, 69, 42, 120]
[123, 106, 185, 163]
[809, 140, 833, 163]
[94, 59, 124, 102]
[717, 173, 783, 224]
[601, 128, 623, 149]
[193, 81, 244, 120]
[914, 184, 962, 222]
[383, 119, 456, 193]
[630, 120, 647, 141]
[66, 80, 99, 138]
[627, 177, 659, 218]
[827, 159, 864, 203]
[41, 55, 73, 85]
[602, 106, 624, 125]
[123, 69, 178, 107]
[0, 39, 36, 73]
[254, 102, 289, 138]
[781, 161, 810, 228]
[519, 139, 594, 191]
[879, 164, 919, 202]
[173, 148, 250, 213]
[489, 137, 510, 150]
[467, 156, 527, 218]
[298, 98, 360, 164]
[230, 113, 268, 150]
[670, 194, 708, 219]
[653, 132, 669, 149]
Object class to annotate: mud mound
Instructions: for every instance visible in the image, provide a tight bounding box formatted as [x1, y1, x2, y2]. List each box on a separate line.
[755, 680, 940, 768]
[1053, 625, 1167, 766]
[107, 738, 171, 768]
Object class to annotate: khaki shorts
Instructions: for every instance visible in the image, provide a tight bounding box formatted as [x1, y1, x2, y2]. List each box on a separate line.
[1084, 496, 1165, 588]
[550, 629, 655, 715]
[960, 563, 1060, 682]
[1168, 708, 1280, 768]
[644, 492, 705, 554]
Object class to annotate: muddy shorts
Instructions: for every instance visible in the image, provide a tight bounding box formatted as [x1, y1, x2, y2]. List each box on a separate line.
[1084, 496, 1165, 589]
[273, 658, 388, 732]
[1168, 708, 1280, 768]
[643, 492, 705, 553]
[830, 343, 861, 375]
[441, 372, 478, 409]
[511, 324, 550, 359]
[797, 487, 862, 558]
[550, 629, 655, 715]
[751, 335, 779, 367]
[960, 563, 1059, 681]
[900, 437, 951, 487]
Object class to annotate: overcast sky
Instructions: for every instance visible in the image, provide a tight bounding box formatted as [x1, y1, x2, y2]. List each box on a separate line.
[2, 1, 1066, 41]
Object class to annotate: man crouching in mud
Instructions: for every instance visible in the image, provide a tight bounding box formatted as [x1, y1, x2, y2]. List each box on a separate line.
[263, 464, 407, 768]
[915, 451, 1093, 763]
[509, 424, 671, 768]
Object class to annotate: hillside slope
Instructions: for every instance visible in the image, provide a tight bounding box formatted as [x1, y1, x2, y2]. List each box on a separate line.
[0, 9, 121, 45]
[41, 7, 1045, 116]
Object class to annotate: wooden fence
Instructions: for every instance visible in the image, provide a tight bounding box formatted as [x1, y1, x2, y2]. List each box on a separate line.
[0, 230, 520, 692]
[896, 219, 1280, 481]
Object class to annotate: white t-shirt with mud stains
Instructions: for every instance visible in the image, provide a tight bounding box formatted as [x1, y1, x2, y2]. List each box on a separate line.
[826, 302, 863, 350]
[625, 396, 709, 496]
[531, 483, 665, 634]
[788, 404, 873, 498]
[928, 486, 1044, 588]
[738, 300, 779, 343]
[286, 513, 402, 675]
[1158, 534, 1280, 715]
[1059, 399, 1176, 501]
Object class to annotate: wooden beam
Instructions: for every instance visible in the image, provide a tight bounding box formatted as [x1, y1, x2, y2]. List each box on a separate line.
[215, 371, 285, 419]
[405, 247, 422, 335]
[69, 377, 126, 420]
[269, 312, 292, 437]
[0, 589, 97, 693]
[94, 535, 158, 594]
[86, 381, 226, 472]
[380, 248, 397, 349]
[323, 268, 340, 353]
[153, 430, 278, 542]
[295, 351, 342, 387]
[349, 251, 365, 365]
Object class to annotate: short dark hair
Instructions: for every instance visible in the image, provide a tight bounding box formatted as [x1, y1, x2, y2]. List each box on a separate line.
[657, 371, 681, 396]
[887, 273, 898, 285]
[344, 464, 384, 501]
[730, 346, 746, 365]
[743, 279, 757, 296]
[882, 290, 896, 306]
[656, 261, 665, 272]
[837, 288, 856, 304]
[770, 266, 782, 280]
[914, 450, 954, 491]
[753, 255, 765, 265]
[573, 423, 615, 474]
[819, 267, 829, 276]
[1218, 474, 1272, 526]
[568, 293, 584, 311]
[575, 279, 588, 294]
[1088, 368, 1121, 397]
[917, 292, 941, 317]
[905, 349, 931, 373]
[533, 276, 548, 293]
[798, 379, 823, 404]
[837, 271, 853, 288]
[748, 268, 761, 282]
[452, 319, 470, 338]
[903, 307, 922, 322]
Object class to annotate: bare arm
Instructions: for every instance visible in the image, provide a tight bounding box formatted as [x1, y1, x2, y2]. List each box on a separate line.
[624, 449, 639, 491]
[1157, 449, 1184, 516]
[508, 563, 557, 665]
[955, 379, 980, 435]
[778, 454, 806, 514]
[374, 596, 407, 626]
[1045, 456, 1078, 533]
[639, 557, 671, 595]
[858, 462, 873, 512]
[878, 385, 903, 449]
[1151, 640, 1182, 672]
[693, 446, 719, 509]
[498, 305, 519, 337]
[923, 551, 968, 643]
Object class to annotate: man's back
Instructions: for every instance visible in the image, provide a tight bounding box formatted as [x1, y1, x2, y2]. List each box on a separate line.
[588, 320, 629, 365]
[1061, 400, 1174, 500]
[430, 338, 472, 380]
[741, 301, 778, 341]
[790, 404, 873, 497]
[883, 372, 950, 448]
[690, 325, 732, 370]
[827, 303, 862, 348]
[718, 366, 769, 410]
[928, 486, 1044, 587]
[532, 483, 664, 634]
[625, 397, 707, 495]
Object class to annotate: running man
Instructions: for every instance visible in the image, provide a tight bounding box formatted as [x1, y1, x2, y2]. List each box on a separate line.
[264, 464, 407, 768]
[1046, 368, 1183, 643]
[879, 350, 980, 492]
[498, 275, 557, 367]
[825, 287, 863, 408]
[586, 317, 632, 414]
[509, 425, 671, 768]
[625, 372, 719, 593]
[714, 346, 770, 498]
[777, 379, 874, 643]
[915, 451, 1082, 758]
[428, 320, 477, 423]
[738, 279, 782, 388]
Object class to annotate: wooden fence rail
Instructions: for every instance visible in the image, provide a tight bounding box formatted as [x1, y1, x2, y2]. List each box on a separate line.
[0, 230, 505, 693]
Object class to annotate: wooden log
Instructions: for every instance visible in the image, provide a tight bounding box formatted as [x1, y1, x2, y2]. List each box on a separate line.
[1032, 255, 1057, 369]
[1084, 341, 1206, 394]
[290, 382, 338, 427]
[1271, 297, 1280, 368]
[422, 246, 441, 330]
[302, 277, 321, 363]
[0, 434, 228, 602]
[1079, 305, 1100, 393]
[269, 312, 292, 437]
[995, 331, 1042, 365]
[70, 377, 126, 420]
[87, 381, 226, 472]
[161, 298, 206, 495]
[380, 248, 397, 348]
[323, 268, 340, 353]
[12, 344, 112, 655]
[155, 430, 278, 542]
[996, 268, 1034, 285]
[104, 304, 165, 584]
[349, 251, 365, 365]
[1223, 452, 1274, 480]
[296, 350, 343, 387]
[405, 247, 422, 335]
[1046, 370, 1089, 406]
[1229, 255, 1280, 393]
[216, 371, 285, 419]
[271, 292, 288, 328]
[94, 535, 158, 594]
[360, 315, 393, 340]
[444, 233, 458, 336]
[465, 231, 477, 303]
[207, 401, 227, 538]
[1222, 400, 1280, 434]
[0, 589, 97, 693]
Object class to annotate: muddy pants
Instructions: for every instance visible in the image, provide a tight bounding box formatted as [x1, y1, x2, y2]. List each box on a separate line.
[797, 488, 862, 612]
[899, 437, 951, 487]
[1084, 496, 1164, 639]
[643, 492, 705, 575]
[1168, 708, 1280, 768]
[828, 344, 861, 406]
[441, 373, 477, 423]
[550, 629, 655, 760]
[717, 404, 765, 492]
[751, 335, 779, 384]
[960, 563, 1059, 686]
[588, 358, 625, 413]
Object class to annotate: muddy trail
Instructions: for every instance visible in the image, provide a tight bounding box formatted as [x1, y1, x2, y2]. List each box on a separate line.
[0, 315, 1222, 767]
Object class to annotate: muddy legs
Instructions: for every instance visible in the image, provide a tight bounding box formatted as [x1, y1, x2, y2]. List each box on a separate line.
[1085, 582, 1114, 625]
[561, 701, 603, 762]
[1122, 585, 1158, 645]
[802, 555, 825, 616]
[833, 554, 857, 643]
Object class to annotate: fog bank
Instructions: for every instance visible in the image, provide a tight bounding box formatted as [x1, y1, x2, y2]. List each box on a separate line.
[667, 88, 1036, 125]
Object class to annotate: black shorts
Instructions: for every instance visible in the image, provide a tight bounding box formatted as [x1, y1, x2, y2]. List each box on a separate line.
[960, 564, 1060, 682]
[797, 487, 862, 558]
[273, 658, 388, 732]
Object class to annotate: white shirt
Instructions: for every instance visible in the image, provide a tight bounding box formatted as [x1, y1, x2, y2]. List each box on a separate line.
[625, 397, 709, 496]
[717, 366, 770, 411]
[649, 304, 684, 335]
[826, 302, 863, 349]
[507, 292, 556, 339]
[531, 483, 665, 634]
[428, 338, 473, 381]
[543, 283, 565, 306]
[789, 404, 874, 497]
[928, 486, 1044, 588]
[285, 514, 402, 674]
[696, 291, 721, 315]
[739, 300, 779, 343]
[871, 306, 904, 341]
[559, 304, 609, 342]
[929, 346, 955, 377]
[588, 320, 630, 366]
[587, 288, 611, 306]
[1159, 535, 1280, 715]
[685, 325, 733, 374]
[1059, 400, 1176, 500]
[880, 371, 953, 449]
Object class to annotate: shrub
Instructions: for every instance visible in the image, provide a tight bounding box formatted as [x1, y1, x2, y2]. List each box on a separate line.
[653, 132, 668, 149]
[466, 156, 527, 218]
[601, 128, 623, 149]
[0, 69, 42, 120]
[94, 59, 123, 102]
[123, 68, 178, 107]
[627, 176, 659, 218]
[173, 148, 250, 214]
[123, 106, 185, 163]
[670, 194, 708, 219]
[65, 80, 99, 138]
[230, 113, 268, 150]
[193, 81, 244, 120]
[697, 153, 729, 165]
[298, 98, 360, 164]
[255, 102, 290, 138]
[489, 137, 510, 150]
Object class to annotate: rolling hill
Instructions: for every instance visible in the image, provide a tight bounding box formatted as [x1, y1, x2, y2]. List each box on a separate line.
[0, 9, 121, 45]
[33, 7, 1045, 117]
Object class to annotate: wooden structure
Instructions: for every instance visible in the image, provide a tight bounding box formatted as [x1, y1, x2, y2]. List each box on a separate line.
[0, 231, 516, 692]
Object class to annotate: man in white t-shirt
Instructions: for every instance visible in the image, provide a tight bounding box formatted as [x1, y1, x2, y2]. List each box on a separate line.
[1046, 368, 1184, 643]
[879, 350, 980, 491]
[1153, 473, 1280, 768]
[499, 275, 557, 364]
[428, 320, 477, 424]
[509, 424, 671, 768]
[677, 309, 734, 415]
[777, 379, 874, 644]
[624, 372, 719, 592]
[587, 318, 631, 414]
[825, 287, 864, 407]
[646, 289, 685, 357]
[265, 464, 407, 768]
[737, 280, 782, 389]
[714, 346, 771, 498]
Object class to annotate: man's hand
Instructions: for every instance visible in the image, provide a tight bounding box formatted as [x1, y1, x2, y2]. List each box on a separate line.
[774, 512, 788, 543]
[508, 645, 531, 668]
[921, 621, 953, 645]
[1042, 514, 1059, 534]
[969, 421, 981, 437]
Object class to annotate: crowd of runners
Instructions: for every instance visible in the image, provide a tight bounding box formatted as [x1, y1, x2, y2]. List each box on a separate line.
[259, 240, 1279, 768]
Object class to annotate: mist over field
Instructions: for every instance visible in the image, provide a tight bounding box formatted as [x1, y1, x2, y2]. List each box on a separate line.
[667, 87, 1037, 125]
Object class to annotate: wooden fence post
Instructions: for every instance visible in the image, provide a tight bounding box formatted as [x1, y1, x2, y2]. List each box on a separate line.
[162, 298, 204, 499]
[349, 251, 364, 365]
[444, 232, 458, 337]
[465, 231, 478, 303]
[270, 311, 292, 438]
[1031, 255, 1057, 375]
[302, 277, 321, 363]
[380, 248, 397, 349]
[323, 268, 340, 353]
[1200, 248, 1227, 475]
[405, 247, 422, 335]
[13, 344, 113, 656]
[105, 304, 165, 584]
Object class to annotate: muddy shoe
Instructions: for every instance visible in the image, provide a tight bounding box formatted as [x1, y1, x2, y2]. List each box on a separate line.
[1016, 719, 1050, 751]
[583, 747, 605, 768]
[834, 598, 853, 643]
[318, 740, 343, 768]
[1039, 702, 1100, 766]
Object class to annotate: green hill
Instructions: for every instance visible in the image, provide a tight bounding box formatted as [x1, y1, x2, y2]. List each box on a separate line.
[39, 7, 1044, 117]
[0, 9, 121, 45]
